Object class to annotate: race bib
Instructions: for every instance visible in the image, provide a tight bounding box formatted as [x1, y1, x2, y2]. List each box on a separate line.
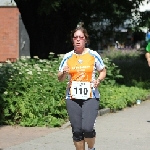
[70, 81, 91, 100]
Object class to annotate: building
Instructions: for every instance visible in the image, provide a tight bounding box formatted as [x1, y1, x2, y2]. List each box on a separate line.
[0, 0, 30, 62]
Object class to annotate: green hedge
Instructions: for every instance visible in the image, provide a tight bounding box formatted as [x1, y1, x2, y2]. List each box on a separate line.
[100, 85, 148, 110]
[0, 54, 149, 127]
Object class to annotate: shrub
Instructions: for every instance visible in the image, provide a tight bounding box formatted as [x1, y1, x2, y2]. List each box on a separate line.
[0, 52, 149, 127]
[0, 57, 68, 127]
[99, 85, 149, 110]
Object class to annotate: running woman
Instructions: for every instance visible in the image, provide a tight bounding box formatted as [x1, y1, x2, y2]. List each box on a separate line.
[58, 23, 106, 150]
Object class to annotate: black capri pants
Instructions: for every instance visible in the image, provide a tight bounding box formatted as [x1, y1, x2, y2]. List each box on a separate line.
[66, 98, 99, 142]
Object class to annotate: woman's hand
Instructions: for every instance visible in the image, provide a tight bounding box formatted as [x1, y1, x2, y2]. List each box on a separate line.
[93, 79, 101, 88]
[93, 68, 106, 88]
[58, 66, 69, 82]
[63, 66, 69, 74]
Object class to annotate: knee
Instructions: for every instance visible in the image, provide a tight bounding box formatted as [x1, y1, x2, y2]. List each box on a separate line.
[84, 129, 96, 138]
[73, 132, 84, 142]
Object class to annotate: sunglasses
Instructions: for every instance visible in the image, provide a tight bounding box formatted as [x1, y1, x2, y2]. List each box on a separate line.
[73, 36, 85, 40]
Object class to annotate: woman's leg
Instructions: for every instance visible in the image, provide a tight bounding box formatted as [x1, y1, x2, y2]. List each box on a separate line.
[145, 52, 150, 66]
[73, 140, 85, 150]
[82, 98, 99, 149]
[66, 99, 85, 150]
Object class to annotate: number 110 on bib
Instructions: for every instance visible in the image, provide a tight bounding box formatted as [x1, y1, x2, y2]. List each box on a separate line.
[71, 81, 91, 100]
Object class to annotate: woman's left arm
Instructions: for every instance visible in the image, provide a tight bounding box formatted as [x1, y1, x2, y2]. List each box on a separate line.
[97, 67, 106, 82]
[93, 51, 106, 88]
[93, 67, 106, 88]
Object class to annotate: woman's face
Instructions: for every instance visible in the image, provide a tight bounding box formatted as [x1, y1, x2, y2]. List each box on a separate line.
[73, 30, 86, 52]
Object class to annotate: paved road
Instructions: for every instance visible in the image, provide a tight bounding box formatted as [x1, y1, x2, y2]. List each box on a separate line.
[3, 100, 150, 150]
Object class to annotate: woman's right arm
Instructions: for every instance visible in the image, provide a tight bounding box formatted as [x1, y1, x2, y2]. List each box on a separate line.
[57, 65, 69, 82]
[57, 71, 67, 82]
[57, 53, 70, 82]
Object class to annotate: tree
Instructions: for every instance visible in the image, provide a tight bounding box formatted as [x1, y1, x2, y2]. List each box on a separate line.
[139, 11, 150, 29]
[14, 0, 148, 58]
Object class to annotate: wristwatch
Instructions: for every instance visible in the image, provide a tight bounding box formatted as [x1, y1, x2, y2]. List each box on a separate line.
[97, 78, 102, 82]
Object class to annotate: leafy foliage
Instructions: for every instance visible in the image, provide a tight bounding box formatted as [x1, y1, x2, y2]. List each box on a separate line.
[0, 56, 68, 127]
[14, 0, 149, 57]
[100, 85, 148, 110]
[0, 52, 149, 126]
[102, 49, 150, 87]
[102, 58, 123, 85]
[139, 10, 150, 29]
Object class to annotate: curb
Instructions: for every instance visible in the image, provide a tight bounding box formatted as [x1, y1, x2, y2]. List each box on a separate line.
[98, 108, 110, 116]
[60, 108, 110, 129]
[60, 121, 71, 129]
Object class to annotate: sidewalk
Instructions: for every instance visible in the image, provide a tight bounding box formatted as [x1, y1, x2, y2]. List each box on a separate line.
[2, 100, 150, 150]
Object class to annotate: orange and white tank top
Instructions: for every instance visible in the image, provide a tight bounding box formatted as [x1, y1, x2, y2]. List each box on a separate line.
[59, 48, 105, 99]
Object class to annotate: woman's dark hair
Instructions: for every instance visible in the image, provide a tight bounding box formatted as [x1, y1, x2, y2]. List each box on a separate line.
[70, 22, 90, 44]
